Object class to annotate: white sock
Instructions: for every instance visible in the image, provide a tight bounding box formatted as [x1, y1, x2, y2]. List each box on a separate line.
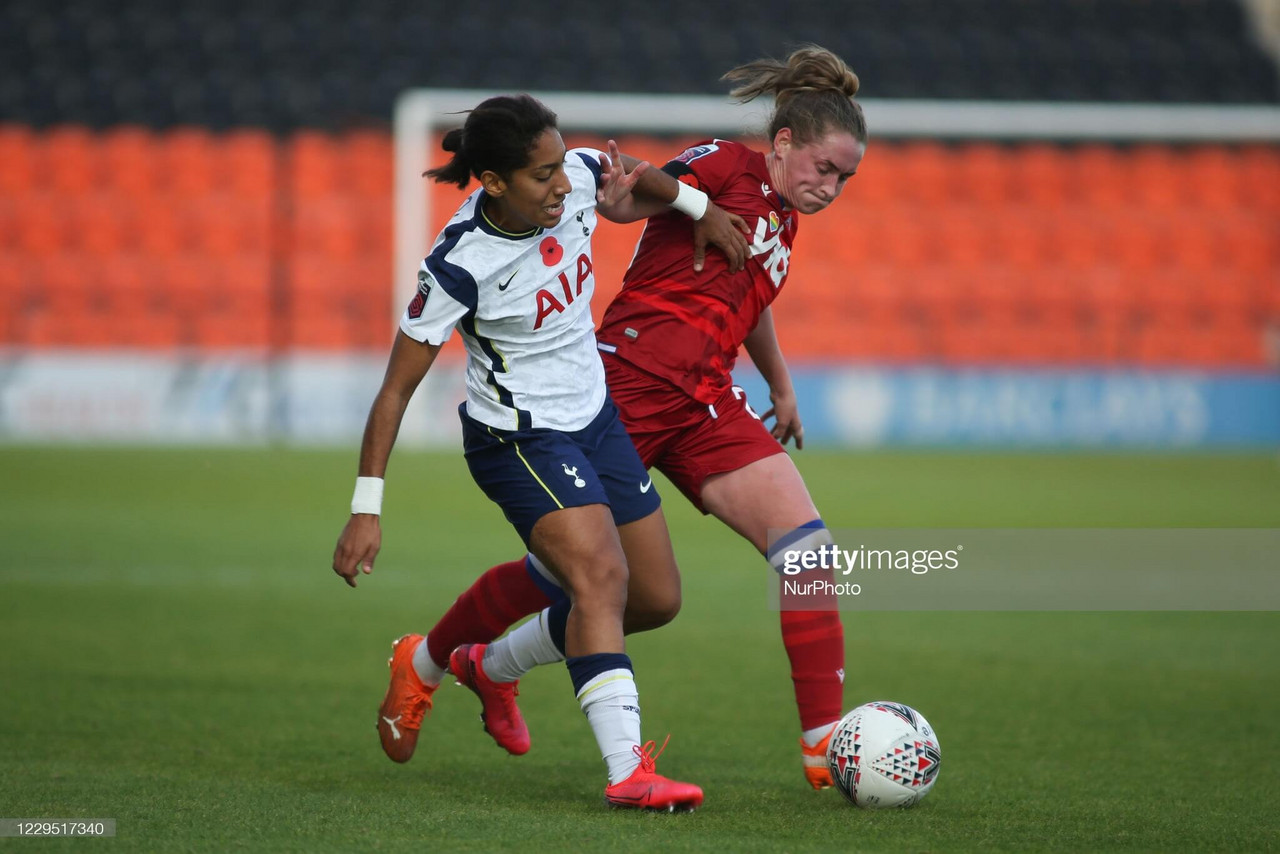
[802, 721, 839, 748]
[577, 669, 643, 784]
[411, 638, 446, 687]
[482, 609, 566, 683]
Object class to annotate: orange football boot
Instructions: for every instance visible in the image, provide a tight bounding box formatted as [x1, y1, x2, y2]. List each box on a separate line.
[376, 634, 436, 763]
[801, 725, 837, 790]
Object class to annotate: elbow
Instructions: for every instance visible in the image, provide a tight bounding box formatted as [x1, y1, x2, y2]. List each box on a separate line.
[597, 205, 639, 225]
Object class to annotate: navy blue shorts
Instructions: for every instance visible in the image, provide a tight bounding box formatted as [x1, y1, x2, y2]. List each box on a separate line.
[460, 399, 661, 546]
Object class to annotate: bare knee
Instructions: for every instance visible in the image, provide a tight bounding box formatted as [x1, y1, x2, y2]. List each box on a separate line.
[625, 585, 681, 633]
[562, 556, 629, 615]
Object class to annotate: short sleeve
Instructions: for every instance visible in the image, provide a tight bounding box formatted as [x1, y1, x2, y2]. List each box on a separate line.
[660, 140, 742, 198]
[399, 260, 471, 345]
[570, 148, 604, 191]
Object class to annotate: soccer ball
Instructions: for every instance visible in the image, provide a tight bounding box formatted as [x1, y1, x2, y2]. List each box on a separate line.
[826, 701, 941, 808]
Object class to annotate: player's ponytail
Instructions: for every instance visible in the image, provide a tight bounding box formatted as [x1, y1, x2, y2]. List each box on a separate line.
[424, 94, 559, 188]
[723, 45, 867, 146]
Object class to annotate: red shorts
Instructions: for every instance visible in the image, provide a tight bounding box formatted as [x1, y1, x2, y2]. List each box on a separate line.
[603, 352, 786, 512]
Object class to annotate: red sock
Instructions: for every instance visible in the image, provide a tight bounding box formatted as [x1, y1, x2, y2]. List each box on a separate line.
[780, 608, 846, 732]
[425, 559, 555, 668]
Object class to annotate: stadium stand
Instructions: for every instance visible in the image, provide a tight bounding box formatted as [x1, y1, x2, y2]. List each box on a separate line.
[0, 0, 1276, 366]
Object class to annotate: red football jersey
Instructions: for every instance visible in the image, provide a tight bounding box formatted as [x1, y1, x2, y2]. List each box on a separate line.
[597, 139, 798, 403]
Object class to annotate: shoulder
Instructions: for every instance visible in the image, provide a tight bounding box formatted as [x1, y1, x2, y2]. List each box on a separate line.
[566, 147, 604, 190]
[424, 214, 489, 307]
[671, 138, 756, 167]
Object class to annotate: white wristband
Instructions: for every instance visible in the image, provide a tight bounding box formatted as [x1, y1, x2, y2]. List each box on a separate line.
[351, 476, 384, 516]
[670, 181, 709, 221]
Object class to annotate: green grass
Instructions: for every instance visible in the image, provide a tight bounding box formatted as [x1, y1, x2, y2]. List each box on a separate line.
[2, 448, 1279, 852]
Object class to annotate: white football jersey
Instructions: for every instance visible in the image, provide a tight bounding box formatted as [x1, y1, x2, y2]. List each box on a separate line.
[400, 148, 607, 432]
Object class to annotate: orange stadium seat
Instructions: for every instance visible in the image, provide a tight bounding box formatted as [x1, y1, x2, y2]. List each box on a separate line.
[1070, 144, 1130, 209]
[935, 205, 1003, 269]
[291, 131, 342, 200]
[1164, 211, 1219, 273]
[1020, 314, 1085, 365]
[135, 196, 199, 255]
[222, 130, 276, 203]
[1107, 209, 1165, 272]
[191, 194, 273, 259]
[1078, 269, 1141, 322]
[98, 254, 152, 314]
[1129, 144, 1184, 210]
[895, 142, 954, 205]
[969, 267, 1033, 323]
[343, 130, 392, 198]
[286, 255, 390, 350]
[1012, 143, 1071, 207]
[75, 192, 137, 256]
[110, 302, 184, 349]
[852, 142, 899, 206]
[953, 143, 1014, 207]
[930, 313, 990, 363]
[1260, 272, 1280, 322]
[1029, 271, 1085, 320]
[0, 194, 17, 252]
[844, 265, 906, 324]
[42, 125, 100, 195]
[194, 261, 271, 350]
[1197, 271, 1256, 324]
[0, 258, 30, 334]
[1217, 212, 1277, 276]
[1237, 145, 1280, 213]
[101, 126, 157, 197]
[1183, 146, 1243, 211]
[869, 204, 940, 269]
[15, 192, 74, 257]
[1053, 208, 1109, 271]
[290, 200, 364, 261]
[989, 207, 1051, 270]
[908, 266, 977, 320]
[0, 124, 37, 196]
[162, 127, 218, 197]
[1135, 271, 1202, 325]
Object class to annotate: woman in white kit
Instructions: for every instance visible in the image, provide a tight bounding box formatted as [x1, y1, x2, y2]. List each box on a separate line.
[331, 94, 749, 810]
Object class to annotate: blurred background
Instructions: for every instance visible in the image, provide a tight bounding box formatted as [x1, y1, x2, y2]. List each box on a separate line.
[1, 0, 1277, 448]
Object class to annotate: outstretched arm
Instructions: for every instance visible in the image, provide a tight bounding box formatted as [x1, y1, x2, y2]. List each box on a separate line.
[594, 140, 750, 272]
[332, 332, 441, 587]
[743, 307, 803, 449]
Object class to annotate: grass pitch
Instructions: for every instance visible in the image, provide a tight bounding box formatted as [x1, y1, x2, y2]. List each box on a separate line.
[2, 447, 1278, 852]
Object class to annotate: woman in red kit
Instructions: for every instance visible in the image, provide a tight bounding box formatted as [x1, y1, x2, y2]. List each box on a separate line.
[414, 45, 867, 790]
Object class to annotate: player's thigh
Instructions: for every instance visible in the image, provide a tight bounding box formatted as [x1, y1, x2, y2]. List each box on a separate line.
[461, 408, 613, 546]
[700, 453, 820, 554]
[616, 506, 681, 630]
[528, 503, 628, 604]
[587, 397, 662, 529]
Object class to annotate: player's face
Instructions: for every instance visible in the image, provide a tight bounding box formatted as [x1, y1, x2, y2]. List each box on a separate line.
[774, 128, 865, 215]
[484, 129, 573, 232]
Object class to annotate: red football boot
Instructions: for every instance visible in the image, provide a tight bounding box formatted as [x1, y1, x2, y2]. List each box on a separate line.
[604, 737, 704, 812]
[449, 643, 531, 756]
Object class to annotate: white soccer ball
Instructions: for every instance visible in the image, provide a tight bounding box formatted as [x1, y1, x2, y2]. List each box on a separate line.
[826, 701, 941, 808]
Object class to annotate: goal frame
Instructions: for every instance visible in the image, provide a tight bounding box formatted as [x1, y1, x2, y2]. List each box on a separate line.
[394, 89, 1280, 314]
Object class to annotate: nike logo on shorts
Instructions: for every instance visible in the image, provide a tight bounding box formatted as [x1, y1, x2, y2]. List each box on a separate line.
[639, 478, 653, 493]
